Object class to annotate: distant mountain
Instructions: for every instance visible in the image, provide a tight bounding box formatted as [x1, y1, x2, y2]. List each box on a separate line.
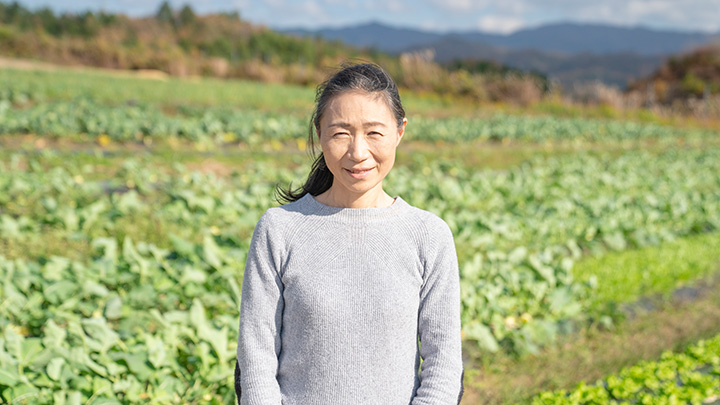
[453, 23, 716, 56]
[282, 22, 720, 87]
[284, 22, 441, 53]
[283, 21, 719, 56]
[405, 37, 666, 87]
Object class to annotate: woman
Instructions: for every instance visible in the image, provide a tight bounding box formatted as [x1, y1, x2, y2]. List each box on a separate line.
[235, 63, 464, 404]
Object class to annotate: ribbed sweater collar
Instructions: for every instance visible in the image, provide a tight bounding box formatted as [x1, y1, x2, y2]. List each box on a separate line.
[298, 193, 409, 222]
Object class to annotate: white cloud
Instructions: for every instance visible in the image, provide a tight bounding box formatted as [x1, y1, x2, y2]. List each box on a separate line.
[500, 2, 528, 14]
[301, 0, 324, 15]
[386, 0, 404, 12]
[427, 0, 492, 12]
[231, 0, 250, 8]
[438, 0, 474, 12]
[626, 0, 674, 16]
[560, 0, 720, 32]
[426, 0, 720, 33]
[262, 0, 287, 8]
[477, 15, 525, 34]
[357, 0, 407, 14]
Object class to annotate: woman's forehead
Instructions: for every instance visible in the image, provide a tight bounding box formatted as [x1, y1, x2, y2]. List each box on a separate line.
[323, 91, 394, 121]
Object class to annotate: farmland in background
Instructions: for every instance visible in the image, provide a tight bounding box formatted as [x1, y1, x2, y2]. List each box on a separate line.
[1, 64, 720, 404]
[0, 1, 549, 106]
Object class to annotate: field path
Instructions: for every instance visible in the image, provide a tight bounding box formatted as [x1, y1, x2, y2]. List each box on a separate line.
[0, 56, 169, 80]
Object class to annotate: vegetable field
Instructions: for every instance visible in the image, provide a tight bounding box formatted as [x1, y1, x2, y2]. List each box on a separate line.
[1, 66, 719, 404]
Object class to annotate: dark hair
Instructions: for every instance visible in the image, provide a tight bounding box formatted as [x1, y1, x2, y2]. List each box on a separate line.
[275, 62, 406, 204]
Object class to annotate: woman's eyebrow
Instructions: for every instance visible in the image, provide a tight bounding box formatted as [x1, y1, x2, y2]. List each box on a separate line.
[327, 121, 388, 128]
[327, 122, 352, 129]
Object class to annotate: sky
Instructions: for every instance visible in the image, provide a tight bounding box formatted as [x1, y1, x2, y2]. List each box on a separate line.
[12, 0, 720, 34]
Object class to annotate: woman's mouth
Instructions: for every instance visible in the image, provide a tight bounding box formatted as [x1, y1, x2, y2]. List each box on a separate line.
[345, 167, 373, 179]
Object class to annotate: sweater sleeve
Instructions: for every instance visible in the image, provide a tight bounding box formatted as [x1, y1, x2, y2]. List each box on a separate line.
[412, 219, 464, 405]
[236, 212, 284, 404]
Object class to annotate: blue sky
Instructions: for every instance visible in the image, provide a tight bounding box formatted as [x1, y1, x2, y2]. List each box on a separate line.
[12, 0, 720, 34]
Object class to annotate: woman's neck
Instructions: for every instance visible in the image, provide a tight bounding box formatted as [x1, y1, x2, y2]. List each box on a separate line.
[314, 186, 395, 209]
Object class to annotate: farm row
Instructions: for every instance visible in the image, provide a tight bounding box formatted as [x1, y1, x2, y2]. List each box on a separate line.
[2, 68, 718, 146]
[1, 144, 718, 355]
[1, 97, 717, 145]
[532, 333, 720, 404]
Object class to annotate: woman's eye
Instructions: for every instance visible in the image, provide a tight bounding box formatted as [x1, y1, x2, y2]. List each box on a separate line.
[369, 131, 382, 136]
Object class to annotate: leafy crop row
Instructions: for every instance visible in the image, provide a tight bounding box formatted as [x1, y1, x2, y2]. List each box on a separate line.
[532, 333, 720, 404]
[390, 149, 720, 353]
[1, 97, 717, 144]
[0, 99, 306, 144]
[0, 236, 244, 403]
[2, 147, 719, 360]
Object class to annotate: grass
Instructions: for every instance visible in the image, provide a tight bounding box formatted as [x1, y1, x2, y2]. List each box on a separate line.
[0, 67, 315, 114]
[0, 66, 467, 118]
[575, 231, 720, 309]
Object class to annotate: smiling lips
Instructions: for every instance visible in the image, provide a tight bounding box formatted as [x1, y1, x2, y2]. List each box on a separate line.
[345, 167, 373, 179]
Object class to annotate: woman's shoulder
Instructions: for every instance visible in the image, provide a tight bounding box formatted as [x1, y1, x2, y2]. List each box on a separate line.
[251, 194, 316, 238]
[255, 197, 307, 227]
[402, 200, 451, 227]
[398, 199, 455, 241]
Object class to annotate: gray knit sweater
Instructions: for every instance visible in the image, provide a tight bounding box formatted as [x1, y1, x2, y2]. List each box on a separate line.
[236, 193, 463, 404]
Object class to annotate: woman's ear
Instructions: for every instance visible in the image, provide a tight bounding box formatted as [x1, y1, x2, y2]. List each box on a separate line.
[397, 117, 407, 146]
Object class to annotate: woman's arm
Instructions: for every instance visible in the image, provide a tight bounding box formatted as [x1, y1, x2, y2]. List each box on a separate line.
[413, 219, 464, 405]
[236, 213, 284, 405]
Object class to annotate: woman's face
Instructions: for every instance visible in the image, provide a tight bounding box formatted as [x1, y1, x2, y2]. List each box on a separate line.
[318, 90, 406, 203]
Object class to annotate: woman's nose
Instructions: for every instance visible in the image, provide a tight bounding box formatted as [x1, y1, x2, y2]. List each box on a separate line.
[348, 135, 370, 161]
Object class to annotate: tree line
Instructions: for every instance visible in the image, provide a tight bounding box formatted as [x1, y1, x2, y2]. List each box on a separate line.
[0, 1, 549, 105]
